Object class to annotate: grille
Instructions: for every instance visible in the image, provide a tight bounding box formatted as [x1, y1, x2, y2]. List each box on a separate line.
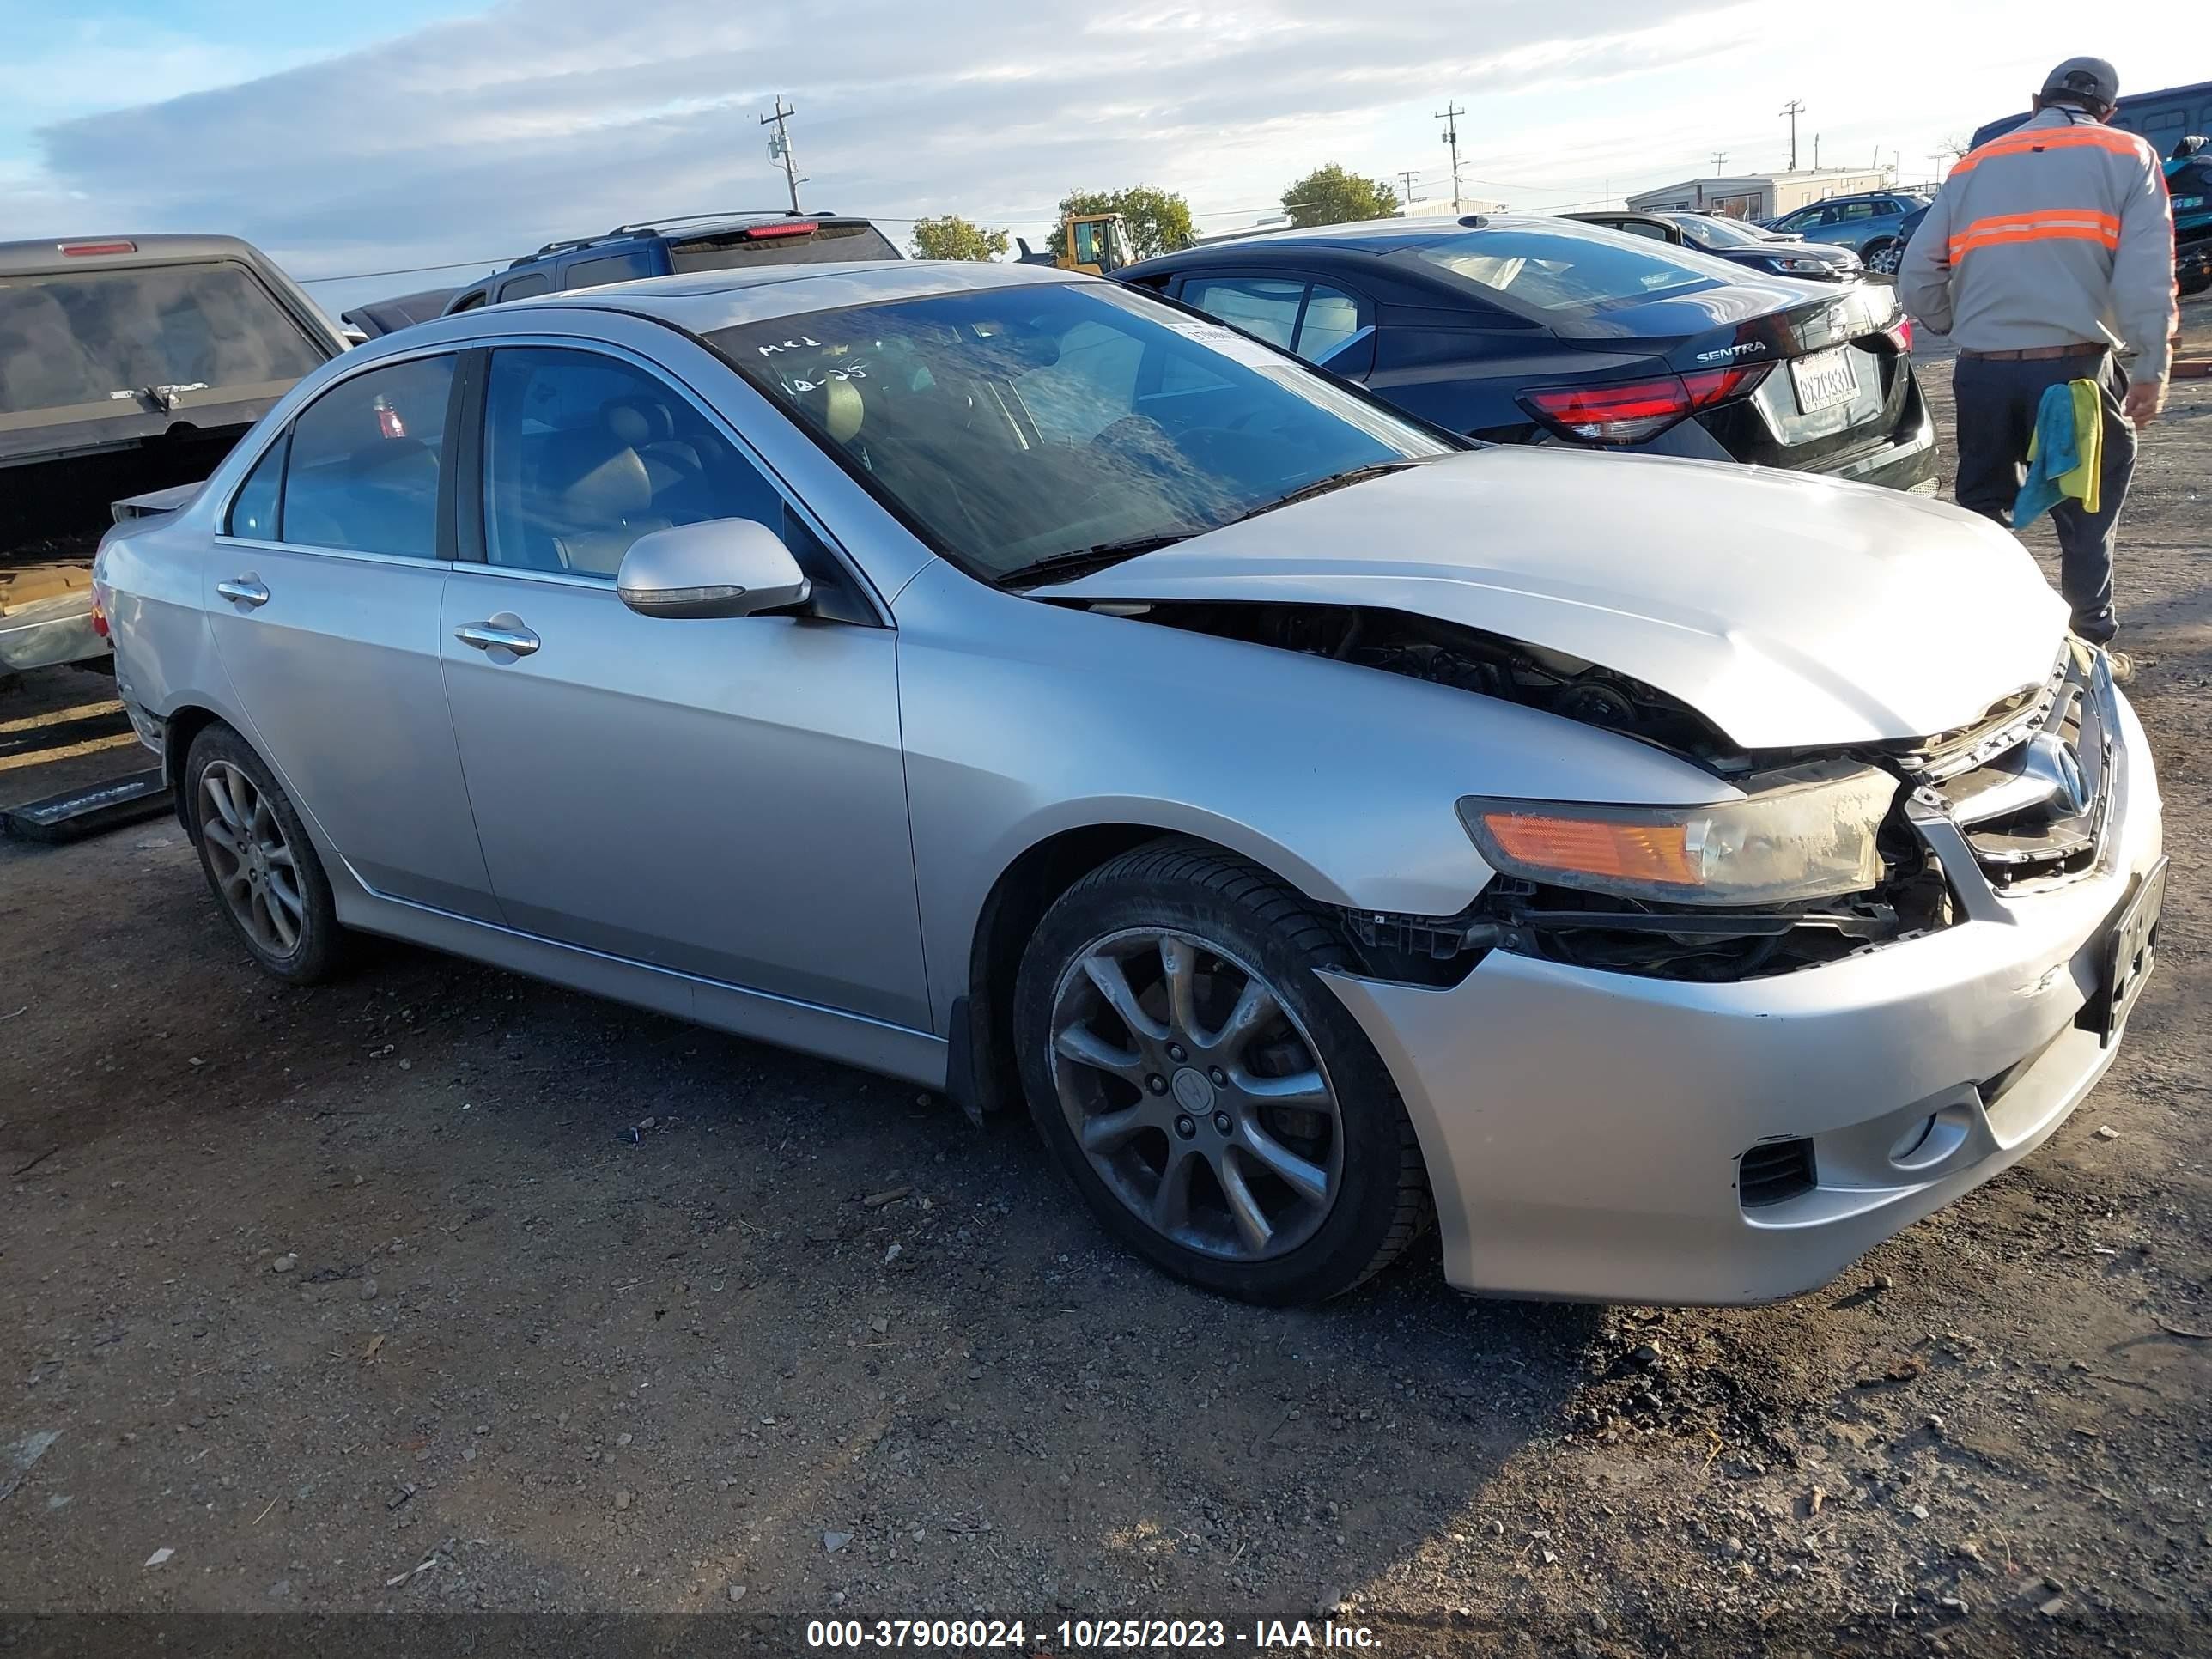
[1739, 1138, 1817, 1208]
[1899, 649, 2111, 892]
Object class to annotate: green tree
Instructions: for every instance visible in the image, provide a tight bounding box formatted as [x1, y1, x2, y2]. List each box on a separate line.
[911, 214, 1011, 261]
[1047, 185, 1194, 260]
[1282, 163, 1401, 228]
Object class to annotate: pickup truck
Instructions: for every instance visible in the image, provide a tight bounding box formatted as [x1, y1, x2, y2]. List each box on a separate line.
[2, 234, 347, 678]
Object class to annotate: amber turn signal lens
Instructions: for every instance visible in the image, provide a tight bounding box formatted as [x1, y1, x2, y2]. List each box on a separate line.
[1480, 812, 1699, 888]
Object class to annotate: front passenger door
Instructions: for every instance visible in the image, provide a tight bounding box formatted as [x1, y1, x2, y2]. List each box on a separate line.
[438, 344, 930, 1029]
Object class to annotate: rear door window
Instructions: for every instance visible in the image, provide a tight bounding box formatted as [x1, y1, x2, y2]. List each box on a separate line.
[1181, 277, 1303, 349]
[0, 262, 328, 416]
[280, 355, 456, 557]
[1411, 223, 1718, 313]
[498, 272, 552, 301]
[1293, 285, 1364, 363]
[226, 432, 288, 538]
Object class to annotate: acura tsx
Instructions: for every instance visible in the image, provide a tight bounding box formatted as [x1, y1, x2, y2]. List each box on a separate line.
[94, 260, 2162, 1306]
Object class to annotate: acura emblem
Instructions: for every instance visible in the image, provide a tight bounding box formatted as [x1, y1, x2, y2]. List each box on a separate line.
[2023, 732, 2091, 817]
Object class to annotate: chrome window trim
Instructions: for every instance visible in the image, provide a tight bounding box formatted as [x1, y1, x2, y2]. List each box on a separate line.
[210, 533, 454, 571]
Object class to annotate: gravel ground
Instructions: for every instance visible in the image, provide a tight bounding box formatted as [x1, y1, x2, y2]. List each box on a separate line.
[2, 297, 2208, 1656]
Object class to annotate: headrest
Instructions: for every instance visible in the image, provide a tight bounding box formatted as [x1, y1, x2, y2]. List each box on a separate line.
[541, 428, 652, 524]
[605, 398, 674, 448]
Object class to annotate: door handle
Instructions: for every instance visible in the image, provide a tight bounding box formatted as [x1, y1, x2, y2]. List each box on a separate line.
[454, 619, 541, 658]
[216, 576, 270, 608]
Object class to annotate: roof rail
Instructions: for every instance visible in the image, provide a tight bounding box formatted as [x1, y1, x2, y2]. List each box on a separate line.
[610, 210, 830, 234]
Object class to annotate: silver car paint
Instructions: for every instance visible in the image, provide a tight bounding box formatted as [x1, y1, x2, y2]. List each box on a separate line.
[1038, 445, 2069, 750]
[98, 262, 2159, 1304]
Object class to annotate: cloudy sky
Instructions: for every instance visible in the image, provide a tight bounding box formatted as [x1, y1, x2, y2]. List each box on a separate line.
[3, 0, 2187, 316]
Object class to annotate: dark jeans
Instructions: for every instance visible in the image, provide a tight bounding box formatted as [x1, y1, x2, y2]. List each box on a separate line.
[1951, 349, 2136, 644]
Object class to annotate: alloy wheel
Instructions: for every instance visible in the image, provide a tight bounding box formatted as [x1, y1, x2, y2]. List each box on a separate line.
[198, 760, 307, 958]
[1047, 927, 1345, 1262]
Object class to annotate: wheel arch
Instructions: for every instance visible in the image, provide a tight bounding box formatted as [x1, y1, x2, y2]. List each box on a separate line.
[161, 702, 227, 838]
[954, 822, 1329, 1123]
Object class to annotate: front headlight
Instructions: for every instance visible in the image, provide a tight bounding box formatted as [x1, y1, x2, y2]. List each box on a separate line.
[1768, 256, 1832, 274]
[1458, 761, 1899, 907]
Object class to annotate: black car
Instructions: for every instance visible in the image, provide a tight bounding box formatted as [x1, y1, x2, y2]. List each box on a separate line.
[1566, 210, 1863, 282]
[1115, 216, 1935, 491]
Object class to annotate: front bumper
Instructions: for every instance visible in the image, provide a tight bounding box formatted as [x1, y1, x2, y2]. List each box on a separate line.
[1323, 682, 2162, 1305]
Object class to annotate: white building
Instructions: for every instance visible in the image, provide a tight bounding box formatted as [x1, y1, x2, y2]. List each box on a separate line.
[1625, 167, 1890, 222]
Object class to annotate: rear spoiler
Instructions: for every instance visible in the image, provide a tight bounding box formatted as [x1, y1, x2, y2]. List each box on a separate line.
[112, 481, 205, 524]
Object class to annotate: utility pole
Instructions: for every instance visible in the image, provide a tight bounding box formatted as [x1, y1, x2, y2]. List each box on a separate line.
[1780, 99, 1805, 172]
[760, 97, 803, 213]
[1435, 103, 1465, 213]
[1711, 149, 1729, 176]
[1397, 168, 1421, 213]
[1813, 132, 1820, 170]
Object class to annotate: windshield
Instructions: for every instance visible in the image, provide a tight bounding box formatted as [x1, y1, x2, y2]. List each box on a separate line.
[1674, 214, 1771, 250]
[0, 262, 329, 416]
[1412, 222, 1721, 313]
[711, 283, 1450, 580]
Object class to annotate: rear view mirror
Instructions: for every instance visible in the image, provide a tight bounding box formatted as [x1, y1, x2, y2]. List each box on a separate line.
[615, 518, 811, 619]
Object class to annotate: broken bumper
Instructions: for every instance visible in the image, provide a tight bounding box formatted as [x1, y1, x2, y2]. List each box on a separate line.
[1322, 686, 2162, 1305]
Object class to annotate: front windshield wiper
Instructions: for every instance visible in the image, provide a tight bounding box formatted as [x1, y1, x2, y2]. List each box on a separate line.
[1212, 457, 1439, 530]
[995, 534, 1200, 590]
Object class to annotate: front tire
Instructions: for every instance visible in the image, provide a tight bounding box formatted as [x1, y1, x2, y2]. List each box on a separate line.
[185, 724, 344, 985]
[1013, 840, 1431, 1304]
[1864, 239, 1902, 275]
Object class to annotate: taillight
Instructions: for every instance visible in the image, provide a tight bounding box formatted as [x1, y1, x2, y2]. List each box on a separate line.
[1889, 317, 1915, 351]
[89, 579, 112, 639]
[60, 240, 136, 257]
[1522, 364, 1770, 443]
[744, 221, 820, 239]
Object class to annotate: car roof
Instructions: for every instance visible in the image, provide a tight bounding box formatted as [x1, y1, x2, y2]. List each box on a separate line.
[402, 258, 1088, 343]
[501, 212, 875, 272]
[1118, 212, 1640, 278]
[0, 232, 284, 275]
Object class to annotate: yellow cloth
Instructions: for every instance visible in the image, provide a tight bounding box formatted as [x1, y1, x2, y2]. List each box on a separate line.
[2024, 377, 2102, 515]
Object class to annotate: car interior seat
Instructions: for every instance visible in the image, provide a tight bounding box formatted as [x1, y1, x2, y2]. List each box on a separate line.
[532, 428, 670, 575]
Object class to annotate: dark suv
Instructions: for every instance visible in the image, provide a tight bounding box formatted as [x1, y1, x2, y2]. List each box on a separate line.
[1764, 192, 1930, 265]
[442, 213, 902, 313]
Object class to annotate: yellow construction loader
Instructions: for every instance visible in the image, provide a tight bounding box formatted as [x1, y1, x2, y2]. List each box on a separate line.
[1014, 212, 1135, 276]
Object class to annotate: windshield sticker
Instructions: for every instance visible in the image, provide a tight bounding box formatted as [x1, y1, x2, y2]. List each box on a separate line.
[754, 336, 823, 356]
[1164, 321, 1287, 368]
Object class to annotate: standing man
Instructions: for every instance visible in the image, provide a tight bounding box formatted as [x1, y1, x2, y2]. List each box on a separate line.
[1899, 57, 2176, 658]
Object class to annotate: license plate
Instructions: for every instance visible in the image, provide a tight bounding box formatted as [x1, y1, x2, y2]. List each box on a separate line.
[1789, 346, 1861, 414]
[2085, 857, 2166, 1045]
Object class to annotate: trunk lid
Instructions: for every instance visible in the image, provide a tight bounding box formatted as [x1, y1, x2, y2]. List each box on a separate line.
[1034, 447, 2066, 751]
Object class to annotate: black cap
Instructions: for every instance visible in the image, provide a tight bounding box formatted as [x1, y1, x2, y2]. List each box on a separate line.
[2042, 56, 2119, 110]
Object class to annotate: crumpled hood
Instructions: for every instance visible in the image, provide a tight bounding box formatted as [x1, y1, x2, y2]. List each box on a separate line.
[1038, 447, 2068, 750]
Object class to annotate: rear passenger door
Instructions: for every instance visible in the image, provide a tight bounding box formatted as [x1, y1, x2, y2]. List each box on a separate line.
[437, 339, 930, 1029]
[205, 349, 501, 919]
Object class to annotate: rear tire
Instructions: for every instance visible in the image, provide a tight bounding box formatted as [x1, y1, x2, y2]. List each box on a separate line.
[1013, 839, 1431, 1304]
[185, 724, 345, 985]
[1864, 239, 1902, 276]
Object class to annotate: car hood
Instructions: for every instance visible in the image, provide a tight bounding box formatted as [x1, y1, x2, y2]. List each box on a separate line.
[1035, 448, 2068, 751]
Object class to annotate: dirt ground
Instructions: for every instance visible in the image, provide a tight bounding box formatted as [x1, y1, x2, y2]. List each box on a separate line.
[3, 299, 2209, 1657]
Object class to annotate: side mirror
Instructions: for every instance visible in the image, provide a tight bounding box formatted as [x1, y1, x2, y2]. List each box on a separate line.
[615, 518, 812, 619]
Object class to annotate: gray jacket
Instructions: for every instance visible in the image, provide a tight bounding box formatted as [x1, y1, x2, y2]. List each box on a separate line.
[1899, 107, 2178, 382]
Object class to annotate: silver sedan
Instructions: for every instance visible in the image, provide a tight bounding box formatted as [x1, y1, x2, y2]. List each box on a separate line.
[95, 260, 2164, 1306]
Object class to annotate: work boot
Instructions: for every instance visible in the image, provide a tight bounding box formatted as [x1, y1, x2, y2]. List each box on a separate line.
[2104, 648, 2135, 685]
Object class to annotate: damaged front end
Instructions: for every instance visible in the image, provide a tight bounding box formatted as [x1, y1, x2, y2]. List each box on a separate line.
[1088, 599, 2104, 988]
